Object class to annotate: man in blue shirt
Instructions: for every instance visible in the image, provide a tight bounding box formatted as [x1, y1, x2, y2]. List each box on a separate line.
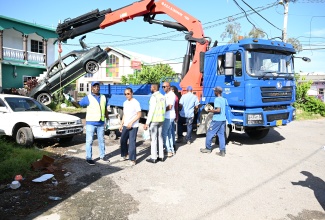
[177, 86, 200, 145]
[77, 81, 110, 165]
[200, 86, 228, 157]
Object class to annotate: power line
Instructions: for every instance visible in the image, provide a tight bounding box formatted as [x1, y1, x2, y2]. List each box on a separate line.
[240, 0, 282, 31]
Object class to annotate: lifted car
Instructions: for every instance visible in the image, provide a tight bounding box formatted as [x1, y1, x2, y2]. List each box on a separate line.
[29, 36, 108, 105]
[0, 94, 84, 146]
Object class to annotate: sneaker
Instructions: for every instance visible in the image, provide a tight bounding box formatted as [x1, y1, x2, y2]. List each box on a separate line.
[125, 160, 136, 167]
[99, 157, 110, 163]
[119, 156, 127, 161]
[187, 141, 191, 145]
[217, 150, 226, 157]
[200, 148, 212, 154]
[86, 159, 95, 165]
[167, 152, 174, 157]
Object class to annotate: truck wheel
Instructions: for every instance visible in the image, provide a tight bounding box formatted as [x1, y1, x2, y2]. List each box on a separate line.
[16, 127, 34, 146]
[58, 136, 74, 143]
[85, 60, 99, 74]
[245, 128, 270, 140]
[36, 93, 52, 105]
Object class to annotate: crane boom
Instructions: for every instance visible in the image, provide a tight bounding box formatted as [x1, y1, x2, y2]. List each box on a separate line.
[56, 0, 210, 96]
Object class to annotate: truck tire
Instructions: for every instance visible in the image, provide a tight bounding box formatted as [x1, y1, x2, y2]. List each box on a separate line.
[245, 128, 270, 140]
[58, 136, 74, 143]
[16, 127, 34, 147]
[36, 93, 52, 105]
[85, 60, 99, 74]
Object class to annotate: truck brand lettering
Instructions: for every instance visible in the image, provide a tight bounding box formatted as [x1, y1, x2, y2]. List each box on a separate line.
[161, 2, 183, 17]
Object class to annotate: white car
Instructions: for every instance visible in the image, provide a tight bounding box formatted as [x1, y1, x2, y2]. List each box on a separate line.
[0, 94, 83, 146]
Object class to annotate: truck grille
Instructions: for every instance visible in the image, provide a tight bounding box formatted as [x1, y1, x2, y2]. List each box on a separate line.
[261, 86, 293, 103]
[267, 113, 289, 122]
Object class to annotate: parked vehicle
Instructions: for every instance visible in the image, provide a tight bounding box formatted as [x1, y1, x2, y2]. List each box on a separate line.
[29, 36, 108, 105]
[0, 94, 84, 146]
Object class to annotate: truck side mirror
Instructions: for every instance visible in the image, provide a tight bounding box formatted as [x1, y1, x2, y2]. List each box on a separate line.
[224, 52, 234, 76]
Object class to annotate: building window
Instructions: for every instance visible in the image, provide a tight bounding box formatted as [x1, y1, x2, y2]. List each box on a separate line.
[319, 88, 324, 95]
[106, 54, 119, 77]
[86, 83, 89, 92]
[31, 40, 43, 53]
[80, 83, 84, 92]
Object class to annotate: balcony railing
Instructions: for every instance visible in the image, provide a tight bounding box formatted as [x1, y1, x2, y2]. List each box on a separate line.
[3, 47, 45, 65]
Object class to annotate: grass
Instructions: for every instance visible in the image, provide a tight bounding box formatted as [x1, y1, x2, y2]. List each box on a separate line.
[0, 139, 48, 182]
[295, 109, 323, 121]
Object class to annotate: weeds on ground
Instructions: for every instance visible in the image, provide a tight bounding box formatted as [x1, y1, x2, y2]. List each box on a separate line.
[0, 139, 47, 182]
[295, 109, 323, 121]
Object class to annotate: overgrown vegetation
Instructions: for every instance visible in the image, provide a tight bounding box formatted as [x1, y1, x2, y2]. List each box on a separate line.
[294, 75, 325, 118]
[0, 138, 47, 182]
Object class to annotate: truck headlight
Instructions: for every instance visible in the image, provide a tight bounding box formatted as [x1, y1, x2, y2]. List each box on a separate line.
[246, 113, 263, 125]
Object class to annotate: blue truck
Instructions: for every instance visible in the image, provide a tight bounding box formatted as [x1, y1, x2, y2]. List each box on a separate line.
[101, 38, 301, 140]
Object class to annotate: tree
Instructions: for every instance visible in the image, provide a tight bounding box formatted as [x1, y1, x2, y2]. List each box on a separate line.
[121, 63, 176, 85]
[286, 38, 302, 53]
[248, 27, 265, 39]
[220, 22, 242, 43]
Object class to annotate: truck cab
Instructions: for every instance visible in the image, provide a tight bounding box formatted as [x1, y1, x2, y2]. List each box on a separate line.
[197, 38, 296, 139]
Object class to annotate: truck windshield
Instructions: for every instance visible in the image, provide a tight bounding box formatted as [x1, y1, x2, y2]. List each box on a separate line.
[246, 51, 294, 79]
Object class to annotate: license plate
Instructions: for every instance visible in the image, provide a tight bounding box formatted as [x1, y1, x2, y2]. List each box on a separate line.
[276, 120, 282, 126]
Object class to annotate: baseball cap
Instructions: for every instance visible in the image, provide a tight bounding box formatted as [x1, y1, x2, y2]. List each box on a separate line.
[212, 86, 223, 93]
[91, 81, 100, 86]
[187, 86, 193, 91]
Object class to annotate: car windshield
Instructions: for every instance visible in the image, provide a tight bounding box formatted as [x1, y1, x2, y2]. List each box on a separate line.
[246, 51, 294, 79]
[5, 97, 52, 112]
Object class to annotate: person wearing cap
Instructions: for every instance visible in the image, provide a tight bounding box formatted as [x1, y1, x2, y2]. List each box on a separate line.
[177, 85, 200, 145]
[78, 81, 110, 165]
[162, 81, 176, 157]
[200, 86, 228, 157]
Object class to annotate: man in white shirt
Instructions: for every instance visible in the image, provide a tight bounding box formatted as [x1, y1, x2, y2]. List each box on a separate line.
[162, 82, 176, 157]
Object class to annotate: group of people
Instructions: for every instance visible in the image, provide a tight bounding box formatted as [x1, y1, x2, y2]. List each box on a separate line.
[76, 81, 228, 166]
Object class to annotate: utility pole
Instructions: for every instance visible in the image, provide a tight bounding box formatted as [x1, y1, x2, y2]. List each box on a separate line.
[279, 0, 289, 43]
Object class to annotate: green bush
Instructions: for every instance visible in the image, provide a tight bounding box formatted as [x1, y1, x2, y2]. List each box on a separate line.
[0, 140, 46, 182]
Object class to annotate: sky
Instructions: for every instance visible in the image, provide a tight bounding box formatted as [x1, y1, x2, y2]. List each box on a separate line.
[1, 0, 325, 73]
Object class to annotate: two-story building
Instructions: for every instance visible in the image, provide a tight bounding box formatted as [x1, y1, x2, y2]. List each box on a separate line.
[0, 15, 57, 92]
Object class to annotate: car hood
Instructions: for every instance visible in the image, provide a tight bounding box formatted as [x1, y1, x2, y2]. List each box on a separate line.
[13, 111, 81, 122]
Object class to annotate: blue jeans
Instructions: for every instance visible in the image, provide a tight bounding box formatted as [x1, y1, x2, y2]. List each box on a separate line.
[205, 120, 226, 151]
[162, 118, 175, 153]
[178, 116, 194, 141]
[120, 126, 138, 161]
[85, 124, 105, 160]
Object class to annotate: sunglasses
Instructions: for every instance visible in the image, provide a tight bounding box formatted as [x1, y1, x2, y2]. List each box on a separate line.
[124, 93, 131, 96]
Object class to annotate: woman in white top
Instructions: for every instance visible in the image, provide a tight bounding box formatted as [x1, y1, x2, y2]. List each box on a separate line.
[119, 88, 141, 166]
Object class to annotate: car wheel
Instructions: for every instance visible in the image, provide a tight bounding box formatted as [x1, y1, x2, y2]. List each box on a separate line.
[16, 127, 34, 147]
[36, 93, 52, 105]
[108, 131, 117, 140]
[85, 60, 99, 74]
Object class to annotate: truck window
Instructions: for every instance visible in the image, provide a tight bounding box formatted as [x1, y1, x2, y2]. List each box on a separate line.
[235, 52, 242, 76]
[217, 55, 225, 75]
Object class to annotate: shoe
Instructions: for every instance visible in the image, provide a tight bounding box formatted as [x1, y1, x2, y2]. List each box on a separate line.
[176, 138, 183, 143]
[99, 157, 110, 163]
[218, 150, 226, 157]
[126, 160, 136, 167]
[86, 159, 95, 165]
[200, 148, 212, 154]
[167, 152, 174, 157]
[157, 157, 164, 162]
[146, 158, 157, 163]
[187, 141, 191, 145]
[119, 156, 127, 161]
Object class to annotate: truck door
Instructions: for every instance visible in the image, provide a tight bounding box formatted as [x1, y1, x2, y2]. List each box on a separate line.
[231, 51, 245, 107]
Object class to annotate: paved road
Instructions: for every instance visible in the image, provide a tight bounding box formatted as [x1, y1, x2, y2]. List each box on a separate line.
[30, 119, 325, 220]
